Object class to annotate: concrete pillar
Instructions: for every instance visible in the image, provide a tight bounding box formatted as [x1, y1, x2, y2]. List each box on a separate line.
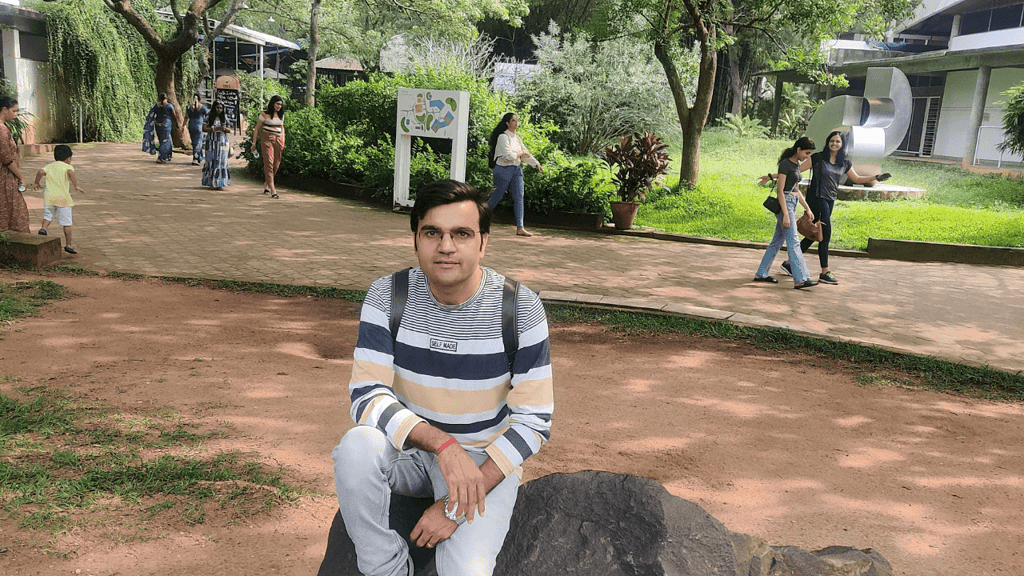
[962, 65, 991, 169]
[771, 75, 784, 136]
[951, 14, 961, 39]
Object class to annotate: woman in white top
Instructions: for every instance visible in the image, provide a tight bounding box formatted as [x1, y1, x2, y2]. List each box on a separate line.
[249, 95, 286, 198]
[486, 112, 543, 237]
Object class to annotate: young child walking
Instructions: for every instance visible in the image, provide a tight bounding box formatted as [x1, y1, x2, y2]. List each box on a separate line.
[33, 145, 84, 254]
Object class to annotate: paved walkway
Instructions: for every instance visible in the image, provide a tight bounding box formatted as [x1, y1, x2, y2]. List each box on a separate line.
[18, 142, 1024, 374]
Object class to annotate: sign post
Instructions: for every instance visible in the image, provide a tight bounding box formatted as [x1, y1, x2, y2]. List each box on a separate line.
[393, 88, 470, 209]
[215, 75, 242, 134]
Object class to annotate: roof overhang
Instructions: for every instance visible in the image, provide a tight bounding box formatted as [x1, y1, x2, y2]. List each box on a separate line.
[757, 43, 1024, 83]
[156, 10, 299, 49]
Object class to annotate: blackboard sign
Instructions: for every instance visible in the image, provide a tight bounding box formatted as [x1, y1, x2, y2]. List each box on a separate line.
[215, 88, 241, 132]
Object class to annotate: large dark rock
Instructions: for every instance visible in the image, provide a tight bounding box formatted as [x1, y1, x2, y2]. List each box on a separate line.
[317, 471, 892, 576]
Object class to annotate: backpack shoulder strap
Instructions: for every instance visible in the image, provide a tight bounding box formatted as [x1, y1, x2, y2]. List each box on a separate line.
[502, 277, 519, 373]
[389, 267, 412, 346]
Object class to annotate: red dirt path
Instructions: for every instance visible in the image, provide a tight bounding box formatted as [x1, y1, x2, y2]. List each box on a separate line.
[1, 272, 1021, 576]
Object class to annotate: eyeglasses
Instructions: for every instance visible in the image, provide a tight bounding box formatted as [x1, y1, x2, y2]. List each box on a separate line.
[417, 228, 480, 247]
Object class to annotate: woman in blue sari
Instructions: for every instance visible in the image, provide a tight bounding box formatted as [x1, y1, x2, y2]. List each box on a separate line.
[145, 93, 175, 163]
[186, 93, 209, 165]
[202, 101, 231, 189]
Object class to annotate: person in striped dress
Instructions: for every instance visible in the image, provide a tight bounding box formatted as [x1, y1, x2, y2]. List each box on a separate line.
[332, 179, 554, 576]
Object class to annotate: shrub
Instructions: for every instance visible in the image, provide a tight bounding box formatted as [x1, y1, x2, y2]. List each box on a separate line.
[514, 23, 676, 156]
[521, 153, 612, 215]
[722, 113, 768, 139]
[1000, 82, 1024, 157]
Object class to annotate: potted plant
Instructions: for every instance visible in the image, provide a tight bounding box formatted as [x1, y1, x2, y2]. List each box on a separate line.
[599, 131, 670, 230]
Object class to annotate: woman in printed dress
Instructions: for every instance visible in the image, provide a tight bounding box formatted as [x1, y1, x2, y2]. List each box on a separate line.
[0, 96, 30, 232]
[202, 101, 231, 190]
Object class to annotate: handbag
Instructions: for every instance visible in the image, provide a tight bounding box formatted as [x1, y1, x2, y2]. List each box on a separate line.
[762, 194, 781, 214]
[797, 211, 823, 242]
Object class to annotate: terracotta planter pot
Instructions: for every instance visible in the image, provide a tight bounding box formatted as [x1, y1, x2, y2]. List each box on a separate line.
[609, 201, 640, 230]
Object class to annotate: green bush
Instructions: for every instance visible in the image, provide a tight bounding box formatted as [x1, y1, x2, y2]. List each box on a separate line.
[520, 153, 613, 215]
[274, 107, 340, 178]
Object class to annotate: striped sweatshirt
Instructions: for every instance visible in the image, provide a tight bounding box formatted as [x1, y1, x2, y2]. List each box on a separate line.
[349, 267, 553, 478]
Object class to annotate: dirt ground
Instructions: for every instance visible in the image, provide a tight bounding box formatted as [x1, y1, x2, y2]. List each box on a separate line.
[1, 272, 1022, 576]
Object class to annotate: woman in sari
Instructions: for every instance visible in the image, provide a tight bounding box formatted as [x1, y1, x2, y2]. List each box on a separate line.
[202, 101, 231, 190]
[0, 96, 30, 232]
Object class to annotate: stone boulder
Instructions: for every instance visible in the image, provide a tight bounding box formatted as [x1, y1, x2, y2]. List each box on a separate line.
[317, 471, 892, 576]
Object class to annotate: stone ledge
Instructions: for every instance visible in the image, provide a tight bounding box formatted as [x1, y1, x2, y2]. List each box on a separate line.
[0, 231, 63, 269]
[867, 238, 1024, 266]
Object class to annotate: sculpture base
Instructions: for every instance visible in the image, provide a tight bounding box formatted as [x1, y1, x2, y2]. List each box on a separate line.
[798, 181, 926, 201]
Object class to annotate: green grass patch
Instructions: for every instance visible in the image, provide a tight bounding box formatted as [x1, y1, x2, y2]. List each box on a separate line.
[546, 303, 1024, 402]
[0, 386, 304, 549]
[0, 280, 69, 325]
[643, 130, 1024, 250]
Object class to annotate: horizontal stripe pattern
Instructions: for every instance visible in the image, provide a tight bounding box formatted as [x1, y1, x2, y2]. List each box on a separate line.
[348, 267, 553, 472]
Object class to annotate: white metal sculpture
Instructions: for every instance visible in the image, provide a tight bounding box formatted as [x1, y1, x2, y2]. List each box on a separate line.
[807, 67, 913, 178]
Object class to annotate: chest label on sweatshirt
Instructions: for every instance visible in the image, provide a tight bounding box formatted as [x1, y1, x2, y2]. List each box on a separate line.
[430, 338, 458, 353]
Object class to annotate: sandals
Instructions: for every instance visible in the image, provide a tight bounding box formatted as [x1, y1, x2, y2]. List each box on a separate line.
[271, 193, 279, 199]
[753, 275, 778, 283]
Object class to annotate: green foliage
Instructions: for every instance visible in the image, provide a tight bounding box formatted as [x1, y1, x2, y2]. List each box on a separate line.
[514, 23, 675, 156]
[721, 113, 768, 139]
[0, 281, 68, 323]
[1000, 82, 1024, 157]
[38, 0, 157, 142]
[0, 386, 299, 539]
[521, 153, 614, 216]
[236, 73, 292, 122]
[599, 132, 671, 202]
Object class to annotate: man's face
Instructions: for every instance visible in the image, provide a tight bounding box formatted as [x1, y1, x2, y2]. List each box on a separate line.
[414, 200, 488, 304]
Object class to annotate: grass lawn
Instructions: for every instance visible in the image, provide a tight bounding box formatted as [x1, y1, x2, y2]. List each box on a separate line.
[639, 130, 1024, 250]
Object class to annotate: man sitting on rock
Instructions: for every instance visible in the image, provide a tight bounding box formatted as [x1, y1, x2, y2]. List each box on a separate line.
[332, 179, 554, 576]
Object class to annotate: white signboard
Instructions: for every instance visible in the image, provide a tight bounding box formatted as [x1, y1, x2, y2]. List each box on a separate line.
[393, 88, 470, 208]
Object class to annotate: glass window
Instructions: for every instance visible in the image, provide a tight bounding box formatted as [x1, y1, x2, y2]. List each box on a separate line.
[961, 9, 991, 35]
[990, 4, 1023, 31]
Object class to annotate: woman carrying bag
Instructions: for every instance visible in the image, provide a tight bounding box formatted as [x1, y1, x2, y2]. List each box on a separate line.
[753, 137, 818, 289]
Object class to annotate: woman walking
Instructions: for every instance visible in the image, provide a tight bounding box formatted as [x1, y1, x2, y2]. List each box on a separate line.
[250, 95, 285, 198]
[782, 130, 879, 285]
[0, 96, 29, 232]
[754, 137, 818, 289]
[146, 92, 175, 163]
[487, 112, 543, 237]
[186, 93, 209, 165]
[202, 101, 231, 190]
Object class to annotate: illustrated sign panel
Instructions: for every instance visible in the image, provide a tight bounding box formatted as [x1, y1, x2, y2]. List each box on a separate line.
[393, 88, 470, 209]
[398, 91, 460, 138]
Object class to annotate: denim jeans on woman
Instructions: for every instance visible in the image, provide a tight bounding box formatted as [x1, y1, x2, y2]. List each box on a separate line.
[488, 164, 524, 228]
[756, 192, 811, 284]
[333, 426, 520, 576]
[800, 194, 833, 269]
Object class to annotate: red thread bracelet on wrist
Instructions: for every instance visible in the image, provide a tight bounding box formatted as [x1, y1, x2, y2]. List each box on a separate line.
[437, 438, 458, 454]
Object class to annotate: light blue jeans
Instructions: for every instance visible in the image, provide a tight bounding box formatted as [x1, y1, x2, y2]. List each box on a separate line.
[488, 165, 525, 228]
[756, 193, 811, 284]
[332, 426, 520, 576]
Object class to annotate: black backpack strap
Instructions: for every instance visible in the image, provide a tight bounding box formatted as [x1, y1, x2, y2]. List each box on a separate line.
[502, 277, 519, 373]
[390, 267, 412, 346]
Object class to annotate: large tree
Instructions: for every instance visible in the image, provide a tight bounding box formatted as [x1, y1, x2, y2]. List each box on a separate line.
[104, 0, 245, 147]
[607, 0, 916, 186]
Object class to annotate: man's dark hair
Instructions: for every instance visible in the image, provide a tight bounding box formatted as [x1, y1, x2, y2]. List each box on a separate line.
[54, 144, 73, 162]
[158, 92, 167, 103]
[410, 179, 492, 240]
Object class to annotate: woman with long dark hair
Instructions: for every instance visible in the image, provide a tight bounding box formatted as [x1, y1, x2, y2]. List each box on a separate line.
[146, 92, 175, 163]
[780, 130, 879, 284]
[186, 93, 209, 165]
[487, 112, 543, 237]
[202, 101, 231, 189]
[754, 136, 817, 289]
[0, 96, 29, 232]
[249, 95, 285, 198]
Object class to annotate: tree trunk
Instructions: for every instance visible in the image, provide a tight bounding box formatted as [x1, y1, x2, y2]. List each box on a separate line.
[729, 48, 744, 116]
[155, 55, 188, 148]
[306, 0, 321, 107]
[654, 30, 717, 186]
